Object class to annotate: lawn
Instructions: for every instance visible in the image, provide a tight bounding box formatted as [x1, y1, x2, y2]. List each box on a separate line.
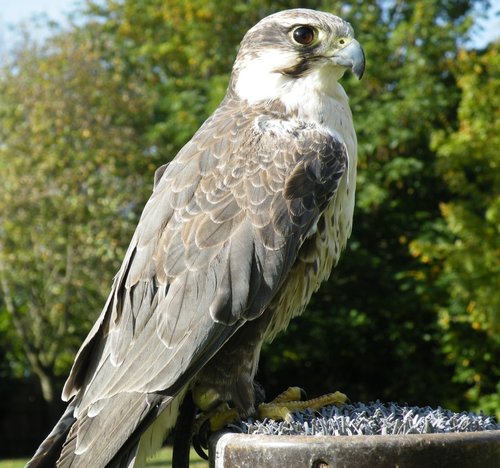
[0, 447, 209, 468]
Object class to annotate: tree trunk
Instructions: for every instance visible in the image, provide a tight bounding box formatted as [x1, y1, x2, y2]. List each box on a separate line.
[1, 274, 64, 425]
[29, 362, 64, 428]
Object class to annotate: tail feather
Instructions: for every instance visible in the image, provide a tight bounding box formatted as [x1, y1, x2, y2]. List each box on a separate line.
[56, 392, 166, 467]
[28, 392, 178, 468]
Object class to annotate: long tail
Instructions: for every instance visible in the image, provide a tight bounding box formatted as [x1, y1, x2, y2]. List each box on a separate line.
[27, 392, 178, 468]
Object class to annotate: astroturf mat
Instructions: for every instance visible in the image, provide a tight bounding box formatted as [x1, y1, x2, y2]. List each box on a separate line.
[231, 401, 500, 436]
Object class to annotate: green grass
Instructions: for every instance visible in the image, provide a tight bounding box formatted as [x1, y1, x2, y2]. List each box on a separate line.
[0, 461, 25, 468]
[0, 447, 209, 468]
[145, 446, 208, 467]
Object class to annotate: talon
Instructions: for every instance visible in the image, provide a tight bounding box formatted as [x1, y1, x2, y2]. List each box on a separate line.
[192, 427, 209, 460]
[192, 403, 246, 460]
[191, 404, 240, 459]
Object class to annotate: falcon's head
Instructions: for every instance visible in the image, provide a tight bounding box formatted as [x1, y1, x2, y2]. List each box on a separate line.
[231, 9, 365, 104]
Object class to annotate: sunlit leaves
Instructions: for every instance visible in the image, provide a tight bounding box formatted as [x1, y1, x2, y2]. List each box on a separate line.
[411, 45, 500, 416]
[0, 26, 153, 402]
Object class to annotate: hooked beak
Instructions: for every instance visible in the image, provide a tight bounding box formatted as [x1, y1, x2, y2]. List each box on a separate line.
[331, 39, 365, 79]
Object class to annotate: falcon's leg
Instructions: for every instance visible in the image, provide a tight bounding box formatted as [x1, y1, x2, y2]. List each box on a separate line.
[191, 315, 348, 454]
[190, 386, 347, 460]
[194, 382, 262, 428]
[190, 380, 265, 459]
[198, 386, 347, 432]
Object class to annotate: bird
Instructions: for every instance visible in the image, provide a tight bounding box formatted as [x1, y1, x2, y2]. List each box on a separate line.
[28, 8, 365, 467]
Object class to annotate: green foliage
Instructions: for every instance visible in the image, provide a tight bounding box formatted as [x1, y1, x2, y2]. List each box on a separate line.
[0, 26, 154, 404]
[0, 0, 497, 430]
[85, 0, 265, 154]
[411, 45, 500, 416]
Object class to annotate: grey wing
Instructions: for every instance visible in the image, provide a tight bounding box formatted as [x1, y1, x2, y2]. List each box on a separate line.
[52, 103, 348, 466]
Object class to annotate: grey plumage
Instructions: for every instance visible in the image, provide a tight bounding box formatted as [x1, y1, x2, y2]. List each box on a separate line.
[28, 8, 364, 467]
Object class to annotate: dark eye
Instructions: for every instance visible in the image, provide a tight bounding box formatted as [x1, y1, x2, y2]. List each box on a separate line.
[292, 26, 315, 45]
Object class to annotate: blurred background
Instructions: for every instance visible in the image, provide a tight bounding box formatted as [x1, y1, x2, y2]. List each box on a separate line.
[0, 0, 499, 459]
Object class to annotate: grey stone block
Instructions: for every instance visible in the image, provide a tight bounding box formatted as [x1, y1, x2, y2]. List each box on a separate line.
[209, 430, 500, 468]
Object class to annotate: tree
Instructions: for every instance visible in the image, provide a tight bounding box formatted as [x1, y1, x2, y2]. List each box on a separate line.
[0, 26, 154, 421]
[411, 44, 500, 417]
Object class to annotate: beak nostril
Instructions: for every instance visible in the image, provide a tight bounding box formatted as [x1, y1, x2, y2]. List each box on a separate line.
[331, 39, 365, 80]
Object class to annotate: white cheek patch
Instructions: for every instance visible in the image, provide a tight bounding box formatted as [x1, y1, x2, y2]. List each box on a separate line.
[235, 50, 298, 103]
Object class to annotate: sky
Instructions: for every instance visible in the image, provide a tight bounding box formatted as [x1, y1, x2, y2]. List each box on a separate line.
[0, 0, 499, 51]
[1, 0, 81, 22]
[0, 0, 82, 34]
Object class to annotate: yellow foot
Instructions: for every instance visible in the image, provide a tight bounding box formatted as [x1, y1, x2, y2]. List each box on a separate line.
[206, 406, 239, 431]
[192, 386, 241, 432]
[195, 387, 347, 438]
[258, 387, 347, 422]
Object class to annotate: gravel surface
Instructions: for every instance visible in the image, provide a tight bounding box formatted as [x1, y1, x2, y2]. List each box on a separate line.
[231, 401, 500, 436]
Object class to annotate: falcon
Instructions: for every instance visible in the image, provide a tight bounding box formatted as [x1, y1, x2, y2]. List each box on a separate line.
[29, 8, 365, 467]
